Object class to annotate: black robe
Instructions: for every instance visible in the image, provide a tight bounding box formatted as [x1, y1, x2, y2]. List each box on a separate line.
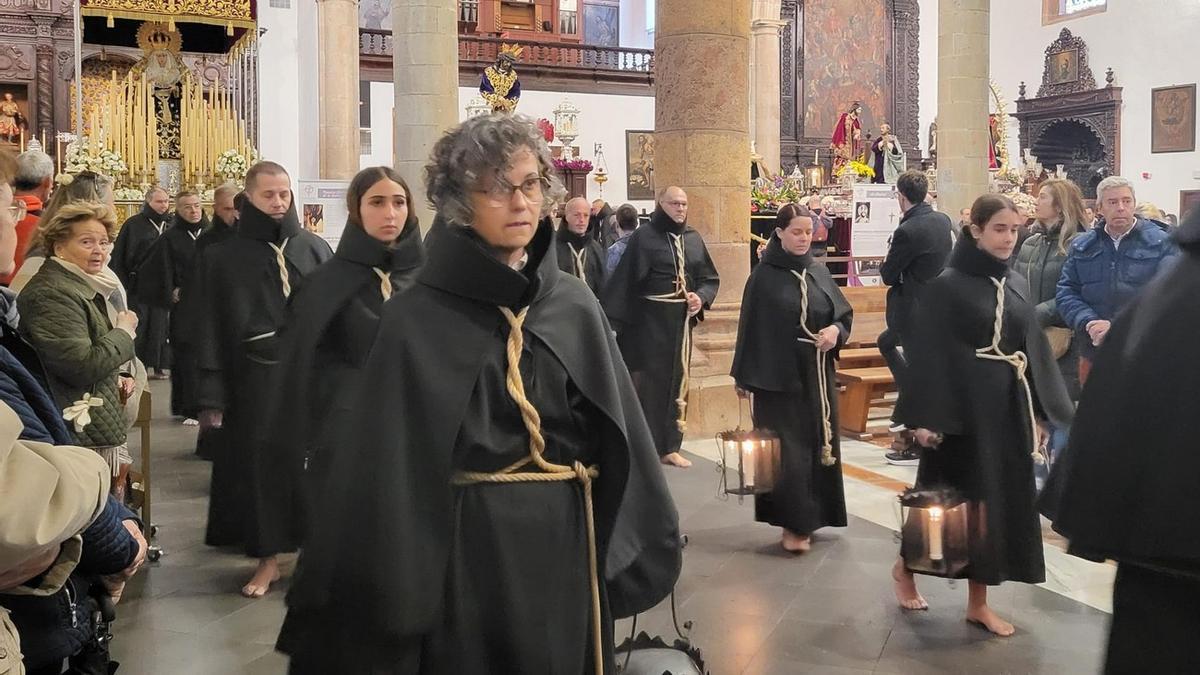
[278, 220, 681, 674]
[195, 213, 236, 254]
[269, 214, 424, 518]
[732, 236, 853, 535]
[555, 224, 606, 296]
[136, 213, 209, 417]
[895, 236, 1073, 585]
[1039, 211, 1200, 673]
[195, 201, 333, 557]
[111, 204, 171, 370]
[601, 208, 720, 457]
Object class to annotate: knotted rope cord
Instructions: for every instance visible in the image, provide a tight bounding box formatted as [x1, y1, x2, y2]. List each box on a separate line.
[372, 267, 393, 301]
[789, 270, 837, 467]
[267, 237, 292, 298]
[450, 307, 604, 675]
[568, 242, 589, 288]
[974, 277, 1045, 464]
[643, 232, 691, 432]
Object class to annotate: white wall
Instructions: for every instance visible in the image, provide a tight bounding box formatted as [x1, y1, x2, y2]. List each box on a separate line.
[620, 0, 653, 49]
[363, 83, 657, 212]
[917, 0, 937, 158]
[295, 0, 321, 181]
[256, 2, 303, 176]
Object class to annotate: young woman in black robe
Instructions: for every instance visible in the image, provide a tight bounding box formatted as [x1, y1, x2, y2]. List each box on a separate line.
[601, 186, 720, 468]
[732, 204, 852, 553]
[193, 162, 333, 599]
[278, 114, 680, 674]
[1040, 208, 1200, 673]
[893, 194, 1074, 636]
[269, 166, 424, 518]
[135, 191, 209, 421]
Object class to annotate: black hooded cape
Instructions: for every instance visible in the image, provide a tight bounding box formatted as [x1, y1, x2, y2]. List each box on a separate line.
[555, 224, 606, 296]
[195, 212, 236, 254]
[732, 235, 853, 534]
[267, 211, 424, 512]
[278, 219, 681, 672]
[895, 236, 1074, 584]
[195, 201, 333, 557]
[111, 204, 171, 370]
[601, 207, 720, 456]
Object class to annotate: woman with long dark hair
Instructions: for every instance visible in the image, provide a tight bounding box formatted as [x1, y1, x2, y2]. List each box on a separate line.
[891, 194, 1074, 636]
[732, 203, 852, 553]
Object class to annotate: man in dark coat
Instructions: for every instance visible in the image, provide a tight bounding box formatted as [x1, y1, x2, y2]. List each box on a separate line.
[194, 161, 332, 598]
[196, 183, 240, 254]
[110, 186, 171, 377]
[1041, 207, 1200, 674]
[877, 170, 953, 464]
[556, 196, 605, 296]
[602, 185, 720, 468]
[136, 190, 209, 422]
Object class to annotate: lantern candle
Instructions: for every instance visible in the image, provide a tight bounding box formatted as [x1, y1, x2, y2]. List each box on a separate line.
[927, 506, 944, 562]
[741, 440, 756, 489]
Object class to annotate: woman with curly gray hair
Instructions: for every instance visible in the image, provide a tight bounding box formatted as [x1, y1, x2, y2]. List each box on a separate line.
[279, 114, 682, 674]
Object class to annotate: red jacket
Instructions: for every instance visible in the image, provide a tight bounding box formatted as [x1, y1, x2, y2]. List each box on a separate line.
[4, 194, 41, 286]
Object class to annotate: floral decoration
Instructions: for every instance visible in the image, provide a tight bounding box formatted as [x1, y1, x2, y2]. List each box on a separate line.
[537, 118, 555, 143]
[751, 175, 805, 213]
[552, 158, 593, 172]
[62, 138, 127, 178]
[834, 160, 876, 180]
[215, 148, 257, 181]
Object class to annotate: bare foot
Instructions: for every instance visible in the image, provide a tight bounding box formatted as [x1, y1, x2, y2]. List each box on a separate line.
[781, 530, 811, 553]
[241, 558, 281, 599]
[892, 559, 929, 610]
[661, 452, 692, 468]
[966, 605, 1015, 637]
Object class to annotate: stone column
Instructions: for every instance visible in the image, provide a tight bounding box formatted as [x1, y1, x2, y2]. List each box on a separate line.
[937, 0, 990, 217]
[750, 0, 785, 174]
[35, 43, 55, 137]
[393, 0, 460, 229]
[317, 0, 362, 179]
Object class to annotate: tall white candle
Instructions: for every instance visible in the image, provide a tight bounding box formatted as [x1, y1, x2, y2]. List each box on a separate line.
[928, 507, 944, 562]
[742, 440, 756, 489]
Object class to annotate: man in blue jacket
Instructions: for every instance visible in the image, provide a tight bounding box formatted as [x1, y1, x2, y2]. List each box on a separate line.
[1056, 175, 1179, 384]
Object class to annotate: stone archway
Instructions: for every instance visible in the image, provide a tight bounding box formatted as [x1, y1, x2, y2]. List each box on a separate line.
[1030, 118, 1109, 198]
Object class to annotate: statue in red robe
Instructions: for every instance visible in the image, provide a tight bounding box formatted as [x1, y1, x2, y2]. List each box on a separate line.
[830, 102, 863, 173]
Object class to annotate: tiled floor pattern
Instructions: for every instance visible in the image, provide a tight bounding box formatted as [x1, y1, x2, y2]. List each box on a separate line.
[106, 382, 1111, 674]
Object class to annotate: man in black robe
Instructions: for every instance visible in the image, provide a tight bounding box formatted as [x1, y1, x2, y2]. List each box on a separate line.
[111, 186, 171, 377]
[602, 185, 720, 468]
[136, 190, 209, 423]
[1041, 208, 1200, 673]
[196, 183, 240, 254]
[556, 196, 605, 296]
[194, 161, 332, 598]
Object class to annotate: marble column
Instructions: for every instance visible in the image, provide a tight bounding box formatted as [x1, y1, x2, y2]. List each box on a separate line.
[750, 0, 785, 174]
[318, 0, 362, 179]
[655, 0, 751, 306]
[937, 0, 990, 217]
[393, 0, 459, 229]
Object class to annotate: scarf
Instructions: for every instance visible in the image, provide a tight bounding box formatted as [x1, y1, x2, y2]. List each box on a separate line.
[49, 256, 127, 326]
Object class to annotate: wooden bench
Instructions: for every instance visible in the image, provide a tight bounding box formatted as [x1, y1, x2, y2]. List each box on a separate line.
[836, 366, 898, 438]
[838, 347, 886, 369]
[131, 390, 163, 561]
[841, 286, 887, 347]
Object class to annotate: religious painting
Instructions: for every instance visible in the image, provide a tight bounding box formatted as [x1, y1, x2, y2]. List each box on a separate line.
[1047, 49, 1079, 85]
[1181, 190, 1200, 223]
[359, 0, 392, 30]
[854, 201, 871, 224]
[583, 3, 619, 47]
[303, 204, 325, 234]
[802, 0, 891, 139]
[625, 130, 655, 200]
[0, 85, 29, 146]
[1151, 84, 1196, 154]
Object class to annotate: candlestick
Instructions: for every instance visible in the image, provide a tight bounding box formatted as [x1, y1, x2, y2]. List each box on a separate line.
[19, 130, 24, 153]
[928, 507, 944, 562]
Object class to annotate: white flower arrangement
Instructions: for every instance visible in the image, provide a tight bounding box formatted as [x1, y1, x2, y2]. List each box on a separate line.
[61, 138, 128, 180]
[1007, 190, 1038, 218]
[215, 148, 257, 181]
[113, 187, 144, 201]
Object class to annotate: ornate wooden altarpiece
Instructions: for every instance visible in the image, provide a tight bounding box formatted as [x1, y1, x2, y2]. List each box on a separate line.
[1012, 28, 1121, 198]
[0, 0, 77, 142]
[778, 0, 921, 175]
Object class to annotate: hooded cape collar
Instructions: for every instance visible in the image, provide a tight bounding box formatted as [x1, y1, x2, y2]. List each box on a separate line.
[172, 212, 210, 234]
[760, 233, 815, 273]
[948, 233, 1011, 280]
[418, 217, 558, 310]
[336, 213, 424, 273]
[237, 200, 302, 244]
[649, 207, 686, 236]
[556, 223, 592, 248]
[141, 203, 169, 225]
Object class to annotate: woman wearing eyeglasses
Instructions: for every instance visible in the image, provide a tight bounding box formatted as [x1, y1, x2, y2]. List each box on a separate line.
[279, 114, 681, 674]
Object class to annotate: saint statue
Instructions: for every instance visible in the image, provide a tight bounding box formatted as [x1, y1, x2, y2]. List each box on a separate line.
[870, 123, 906, 185]
[0, 93, 24, 144]
[132, 22, 187, 159]
[987, 114, 1002, 170]
[928, 117, 938, 162]
[830, 102, 863, 174]
[479, 44, 523, 113]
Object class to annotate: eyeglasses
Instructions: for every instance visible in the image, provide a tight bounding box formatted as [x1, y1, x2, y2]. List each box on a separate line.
[6, 201, 27, 223]
[477, 176, 549, 207]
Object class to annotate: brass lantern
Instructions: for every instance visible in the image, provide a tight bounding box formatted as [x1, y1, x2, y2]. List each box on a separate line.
[804, 148, 826, 189]
[899, 488, 970, 578]
[717, 429, 781, 497]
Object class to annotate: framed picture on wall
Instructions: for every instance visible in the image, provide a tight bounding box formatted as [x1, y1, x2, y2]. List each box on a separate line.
[1151, 84, 1197, 154]
[625, 130, 655, 200]
[1047, 49, 1080, 85]
[583, 3, 619, 47]
[1181, 190, 1200, 223]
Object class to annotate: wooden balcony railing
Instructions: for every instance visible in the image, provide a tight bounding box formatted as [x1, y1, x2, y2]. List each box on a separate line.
[360, 29, 655, 81]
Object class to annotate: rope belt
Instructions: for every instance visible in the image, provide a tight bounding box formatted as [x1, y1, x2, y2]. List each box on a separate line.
[267, 237, 292, 298]
[568, 243, 589, 288]
[642, 232, 691, 433]
[372, 267, 393, 301]
[790, 270, 837, 466]
[975, 277, 1045, 465]
[450, 307, 605, 675]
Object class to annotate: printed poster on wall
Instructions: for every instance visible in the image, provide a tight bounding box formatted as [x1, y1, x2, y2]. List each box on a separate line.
[296, 180, 349, 250]
[849, 183, 903, 286]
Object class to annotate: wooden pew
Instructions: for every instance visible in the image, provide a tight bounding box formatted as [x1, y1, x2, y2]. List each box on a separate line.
[836, 366, 897, 438]
[835, 287, 895, 438]
[838, 347, 886, 369]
